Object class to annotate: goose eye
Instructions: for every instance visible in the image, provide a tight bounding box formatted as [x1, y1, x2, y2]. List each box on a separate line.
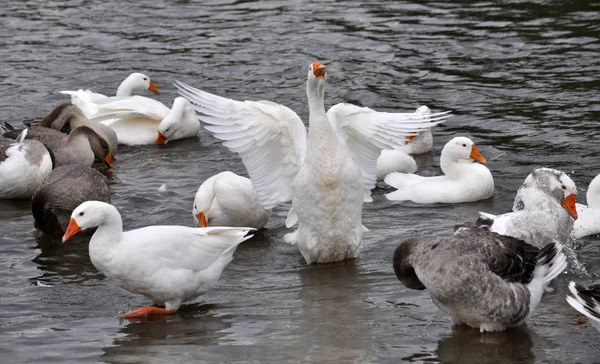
[462, 144, 466, 147]
[143, 77, 148, 81]
[194, 205, 197, 209]
[562, 185, 566, 190]
[79, 212, 84, 216]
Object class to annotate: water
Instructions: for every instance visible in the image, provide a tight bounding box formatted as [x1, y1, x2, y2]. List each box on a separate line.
[1, 0, 600, 362]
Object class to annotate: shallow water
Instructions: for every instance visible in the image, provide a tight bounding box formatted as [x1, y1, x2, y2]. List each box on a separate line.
[1, 0, 600, 362]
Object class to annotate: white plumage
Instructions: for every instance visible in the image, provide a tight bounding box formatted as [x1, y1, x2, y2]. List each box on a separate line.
[573, 174, 600, 238]
[176, 62, 450, 264]
[62, 201, 254, 318]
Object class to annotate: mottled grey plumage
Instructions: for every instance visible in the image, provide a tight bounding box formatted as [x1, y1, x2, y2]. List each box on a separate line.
[477, 168, 577, 247]
[31, 165, 111, 234]
[566, 281, 600, 332]
[39, 103, 118, 156]
[393, 226, 567, 332]
[3, 125, 110, 167]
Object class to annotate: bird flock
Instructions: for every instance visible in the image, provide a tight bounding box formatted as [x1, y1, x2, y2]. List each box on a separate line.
[1, 62, 599, 333]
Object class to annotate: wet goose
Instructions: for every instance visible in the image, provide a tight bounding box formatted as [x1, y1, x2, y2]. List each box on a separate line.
[60, 72, 160, 116]
[0, 129, 53, 199]
[88, 96, 200, 145]
[3, 125, 112, 168]
[572, 174, 600, 238]
[62, 201, 254, 318]
[40, 104, 118, 157]
[393, 225, 567, 332]
[193, 171, 272, 229]
[566, 282, 600, 331]
[32, 165, 110, 235]
[478, 168, 577, 247]
[176, 62, 450, 264]
[385, 137, 493, 203]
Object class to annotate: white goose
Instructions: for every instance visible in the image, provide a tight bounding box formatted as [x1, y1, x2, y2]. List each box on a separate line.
[176, 61, 451, 264]
[60, 72, 160, 116]
[0, 129, 53, 199]
[399, 105, 435, 155]
[573, 174, 600, 238]
[193, 171, 271, 230]
[385, 137, 493, 203]
[83, 96, 201, 145]
[62, 201, 254, 318]
[478, 168, 577, 247]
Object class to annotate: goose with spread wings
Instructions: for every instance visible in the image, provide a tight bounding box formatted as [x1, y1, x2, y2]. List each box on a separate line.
[176, 62, 450, 264]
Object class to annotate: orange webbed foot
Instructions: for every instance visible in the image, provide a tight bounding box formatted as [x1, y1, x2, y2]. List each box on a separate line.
[120, 305, 176, 319]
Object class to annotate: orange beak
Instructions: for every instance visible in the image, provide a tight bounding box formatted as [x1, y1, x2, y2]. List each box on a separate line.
[62, 218, 82, 243]
[560, 194, 578, 220]
[104, 152, 113, 168]
[148, 80, 160, 94]
[405, 132, 417, 145]
[195, 212, 207, 227]
[155, 131, 167, 145]
[469, 144, 487, 164]
[312, 62, 326, 78]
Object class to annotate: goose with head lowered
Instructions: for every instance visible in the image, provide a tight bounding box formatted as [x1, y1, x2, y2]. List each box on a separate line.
[40, 103, 119, 157]
[477, 168, 577, 247]
[193, 171, 271, 230]
[393, 224, 567, 332]
[60, 72, 160, 116]
[175, 62, 451, 264]
[2, 124, 112, 168]
[385, 136, 493, 203]
[0, 129, 53, 199]
[80, 96, 201, 146]
[62, 201, 254, 318]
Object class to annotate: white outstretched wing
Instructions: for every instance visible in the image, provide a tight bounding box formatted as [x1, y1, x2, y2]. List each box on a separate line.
[326, 103, 451, 202]
[175, 80, 307, 209]
[84, 96, 171, 125]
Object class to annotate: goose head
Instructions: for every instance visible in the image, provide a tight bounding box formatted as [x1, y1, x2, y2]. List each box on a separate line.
[62, 201, 115, 242]
[193, 174, 220, 227]
[307, 61, 327, 98]
[116, 73, 160, 97]
[156, 97, 192, 144]
[70, 126, 113, 167]
[41, 104, 86, 134]
[440, 137, 486, 164]
[513, 168, 578, 219]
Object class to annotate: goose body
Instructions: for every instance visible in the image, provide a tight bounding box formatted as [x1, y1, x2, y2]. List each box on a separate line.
[3, 125, 112, 168]
[176, 62, 450, 264]
[573, 174, 600, 238]
[32, 166, 110, 235]
[393, 225, 567, 332]
[193, 171, 271, 229]
[477, 168, 577, 247]
[62, 201, 254, 317]
[40, 104, 119, 157]
[60, 72, 160, 116]
[385, 137, 494, 203]
[0, 130, 53, 199]
[86, 96, 200, 145]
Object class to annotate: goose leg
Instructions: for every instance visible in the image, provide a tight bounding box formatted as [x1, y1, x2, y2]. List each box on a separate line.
[120, 305, 176, 318]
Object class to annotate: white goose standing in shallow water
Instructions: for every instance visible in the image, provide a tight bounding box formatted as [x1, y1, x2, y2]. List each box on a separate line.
[572, 174, 600, 238]
[62, 201, 254, 318]
[384, 136, 494, 203]
[176, 62, 451, 264]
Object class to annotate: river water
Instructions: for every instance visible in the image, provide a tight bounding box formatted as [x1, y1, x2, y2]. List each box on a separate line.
[1, 0, 599, 363]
